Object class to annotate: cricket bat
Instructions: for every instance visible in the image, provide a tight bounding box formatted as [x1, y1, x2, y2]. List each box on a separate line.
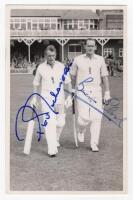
[72, 92, 78, 147]
[23, 105, 35, 155]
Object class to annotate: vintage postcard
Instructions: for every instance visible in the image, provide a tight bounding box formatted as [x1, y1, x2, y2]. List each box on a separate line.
[6, 5, 127, 193]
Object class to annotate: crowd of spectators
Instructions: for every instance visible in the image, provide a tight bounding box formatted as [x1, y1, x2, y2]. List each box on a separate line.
[10, 54, 44, 73]
[10, 53, 123, 76]
[105, 54, 123, 77]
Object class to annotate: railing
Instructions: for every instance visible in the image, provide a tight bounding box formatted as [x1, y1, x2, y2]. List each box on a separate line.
[10, 29, 123, 37]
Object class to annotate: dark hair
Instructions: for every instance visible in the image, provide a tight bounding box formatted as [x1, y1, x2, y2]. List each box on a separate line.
[85, 38, 96, 45]
[45, 45, 56, 54]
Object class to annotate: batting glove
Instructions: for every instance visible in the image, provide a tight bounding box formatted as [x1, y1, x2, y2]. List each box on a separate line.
[65, 95, 73, 108]
[71, 88, 76, 93]
[103, 91, 111, 105]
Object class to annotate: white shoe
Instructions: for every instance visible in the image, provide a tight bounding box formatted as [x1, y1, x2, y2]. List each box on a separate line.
[56, 141, 60, 147]
[48, 148, 58, 156]
[78, 132, 84, 143]
[91, 144, 99, 152]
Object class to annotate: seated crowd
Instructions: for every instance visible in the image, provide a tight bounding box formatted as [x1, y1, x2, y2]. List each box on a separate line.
[10, 53, 123, 76]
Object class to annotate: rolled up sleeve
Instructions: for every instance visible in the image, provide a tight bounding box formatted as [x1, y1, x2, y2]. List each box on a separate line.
[101, 58, 109, 77]
[33, 67, 41, 86]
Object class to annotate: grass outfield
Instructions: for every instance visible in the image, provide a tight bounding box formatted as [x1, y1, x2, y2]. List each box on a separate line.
[10, 74, 123, 191]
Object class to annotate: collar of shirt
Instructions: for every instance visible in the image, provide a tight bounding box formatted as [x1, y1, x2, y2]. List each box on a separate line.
[46, 60, 56, 68]
[84, 53, 98, 60]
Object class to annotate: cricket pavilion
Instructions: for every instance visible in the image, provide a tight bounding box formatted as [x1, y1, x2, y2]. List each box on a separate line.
[10, 9, 123, 67]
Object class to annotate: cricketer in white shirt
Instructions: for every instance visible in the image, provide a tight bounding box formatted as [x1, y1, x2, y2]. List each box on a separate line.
[31, 45, 71, 157]
[70, 38, 111, 152]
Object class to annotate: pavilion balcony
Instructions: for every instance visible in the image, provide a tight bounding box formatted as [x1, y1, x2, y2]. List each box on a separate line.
[10, 29, 123, 38]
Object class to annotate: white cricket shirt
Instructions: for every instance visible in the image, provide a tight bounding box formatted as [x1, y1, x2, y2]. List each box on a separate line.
[33, 61, 71, 104]
[70, 54, 108, 90]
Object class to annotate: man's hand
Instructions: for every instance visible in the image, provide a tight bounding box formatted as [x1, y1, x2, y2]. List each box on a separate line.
[71, 88, 76, 96]
[65, 95, 73, 108]
[65, 89, 76, 108]
[103, 91, 111, 105]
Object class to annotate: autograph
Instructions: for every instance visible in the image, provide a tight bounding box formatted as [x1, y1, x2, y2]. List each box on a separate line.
[65, 77, 126, 128]
[65, 88, 126, 128]
[15, 62, 72, 142]
[15, 69, 125, 142]
[77, 77, 96, 103]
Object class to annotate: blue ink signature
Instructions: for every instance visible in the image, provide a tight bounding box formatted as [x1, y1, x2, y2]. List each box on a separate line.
[77, 77, 97, 103]
[103, 98, 122, 121]
[64, 77, 126, 128]
[15, 62, 72, 142]
[50, 64, 71, 108]
[65, 89, 126, 128]
[15, 93, 58, 142]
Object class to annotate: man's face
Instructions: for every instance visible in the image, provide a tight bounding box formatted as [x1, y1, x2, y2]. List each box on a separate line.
[46, 50, 56, 66]
[85, 40, 96, 56]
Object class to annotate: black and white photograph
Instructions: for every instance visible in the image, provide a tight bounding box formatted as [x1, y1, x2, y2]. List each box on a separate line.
[6, 5, 127, 193]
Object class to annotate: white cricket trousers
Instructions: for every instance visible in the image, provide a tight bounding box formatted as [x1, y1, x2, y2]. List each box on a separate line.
[90, 119, 102, 146]
[77, 87, 103, 146]
[44, 114, 58, 155]
[41, 92, 58, 155]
